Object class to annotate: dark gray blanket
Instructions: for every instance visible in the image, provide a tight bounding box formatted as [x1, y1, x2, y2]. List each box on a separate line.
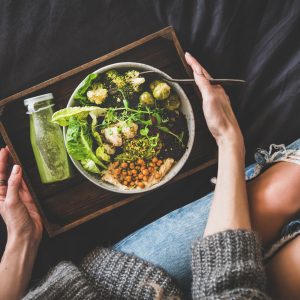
[1, 1, 300, 155]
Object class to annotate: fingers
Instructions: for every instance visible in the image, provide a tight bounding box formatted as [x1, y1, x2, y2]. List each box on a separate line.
[6, 165, 22, 205]
[0, 148, 9, 199]
[185, 52, 213, 97]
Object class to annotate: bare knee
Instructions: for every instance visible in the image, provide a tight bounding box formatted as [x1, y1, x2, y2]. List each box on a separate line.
[247, 162, 300, 245]
[266, 236, 300, 300]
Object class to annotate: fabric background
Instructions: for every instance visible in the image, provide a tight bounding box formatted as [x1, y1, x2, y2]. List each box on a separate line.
[1, 0, 300, 157]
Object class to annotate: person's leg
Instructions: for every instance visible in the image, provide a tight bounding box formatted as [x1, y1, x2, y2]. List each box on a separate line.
[113, 163, 257, 294]
[266, 235, 300, 300]
[248, 161, 300, 247]
[114, 192, 213, 293]
[114, 138, 300, 293]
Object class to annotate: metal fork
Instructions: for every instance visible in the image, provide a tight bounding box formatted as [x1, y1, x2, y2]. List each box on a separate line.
[139, 71, 246, 86]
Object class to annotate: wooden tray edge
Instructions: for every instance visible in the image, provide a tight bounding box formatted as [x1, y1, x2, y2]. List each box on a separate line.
[0, 26, 175, 107]
[49, 158, 217, 237]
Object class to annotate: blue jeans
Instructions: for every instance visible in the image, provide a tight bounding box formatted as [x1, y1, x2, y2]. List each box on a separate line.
[114, 138, 300, 293]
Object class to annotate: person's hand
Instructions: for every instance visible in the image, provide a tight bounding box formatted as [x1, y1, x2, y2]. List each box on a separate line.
[0, 147, 42, 245]
[0, 148, 43, 300]
[185, 52, 244, 148]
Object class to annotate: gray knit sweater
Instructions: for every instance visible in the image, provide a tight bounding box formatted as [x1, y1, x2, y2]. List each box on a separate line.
[24, 230, 270, 299]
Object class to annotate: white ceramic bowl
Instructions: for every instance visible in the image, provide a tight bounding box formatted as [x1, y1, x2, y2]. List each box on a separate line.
[64, 62, 195, 194]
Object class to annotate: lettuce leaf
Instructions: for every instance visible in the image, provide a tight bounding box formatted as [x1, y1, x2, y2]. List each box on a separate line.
[52, 106, 107, 126]
[81, 159, 101, 174]
[66, 117, 106, 169]
[96, 146, 110, 162]
[74, 73, 98, 105]
[89, 109, 104, 146]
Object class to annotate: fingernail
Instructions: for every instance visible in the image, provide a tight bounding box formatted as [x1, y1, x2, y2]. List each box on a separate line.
[12, 165, 20, 174]
[185, 52, 191, 57]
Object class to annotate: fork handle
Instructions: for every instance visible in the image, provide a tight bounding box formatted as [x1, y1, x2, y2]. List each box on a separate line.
[166, 78, 246, 86]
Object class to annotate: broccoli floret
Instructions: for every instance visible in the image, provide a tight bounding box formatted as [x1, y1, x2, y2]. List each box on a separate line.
[87, 82, 108, 105]
[124, 70, 145, 92]
[124, 70, 140, 80]
[105, 70, 126, 89]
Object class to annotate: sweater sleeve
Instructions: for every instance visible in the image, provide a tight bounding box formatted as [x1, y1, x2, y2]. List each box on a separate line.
[23, 248, 182, 300]
[23, 262, 99, 300]
[191, 230, 270, 299]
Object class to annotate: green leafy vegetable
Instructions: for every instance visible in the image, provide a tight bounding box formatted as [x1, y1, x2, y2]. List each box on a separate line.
[74, 73, 98, 105]
[139, 127, 149, 136]
[81, 159, 101, 174]
[66, 117, 106, 169]
[52, 106, 107, 126]
[96, 146, 110, 162]
[157, 126, 184, 144]
[89, 108, 108, 146]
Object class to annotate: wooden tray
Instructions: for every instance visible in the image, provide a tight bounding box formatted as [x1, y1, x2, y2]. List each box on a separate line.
[0, 27, 217, 237]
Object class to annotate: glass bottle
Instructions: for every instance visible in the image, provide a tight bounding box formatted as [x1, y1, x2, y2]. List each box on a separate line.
[24, 93, 71, 183]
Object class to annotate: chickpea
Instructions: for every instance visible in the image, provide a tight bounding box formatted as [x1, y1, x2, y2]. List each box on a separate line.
[137, 159, 145, 165]
[130, 181, 135, 187]
[130, 162, 135, 169]
[152, 157, 158, 163]
[138, 173, 144, 180]
[125, 175, 132, 182]
[141, 165, 146, 171]
[128, 170, 133, 176]
[122, 171, 127, 176]
[148, 167, 153, 173]
[137, 182, 145, 188]
[142, 169, 149, 176]
[114, 168, 121, 175]
[121, 162, 128, 169]
[114, 161, 119, 167]
[132, 169, 137, 175]
[149, 162, 154, 167]
[123, 180, 128, 186]
[157, 160, 163, 166]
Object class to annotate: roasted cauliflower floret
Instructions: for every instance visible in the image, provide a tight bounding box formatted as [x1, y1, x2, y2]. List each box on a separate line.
[119, 121, 138, 139]
[87, 83, 108, 105]
[103, 126, 122, 147]
[103, 143, 116, 155]
[124, 70, 145, 92]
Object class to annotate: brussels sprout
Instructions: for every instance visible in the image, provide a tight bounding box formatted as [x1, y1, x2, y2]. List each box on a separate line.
[152, 82, 171, 100]
[139, 91, 155, 106]
[165, 94, 181, 110]
[149, 80, 164, 92]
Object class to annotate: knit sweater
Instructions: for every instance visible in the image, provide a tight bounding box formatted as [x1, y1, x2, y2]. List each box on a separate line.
[24, 230, 270, 299]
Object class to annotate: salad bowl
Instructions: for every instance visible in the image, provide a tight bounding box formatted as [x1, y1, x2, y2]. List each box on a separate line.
[63, 62, 195, 194]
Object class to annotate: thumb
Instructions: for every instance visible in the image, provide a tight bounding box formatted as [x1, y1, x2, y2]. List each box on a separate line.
[6, 165, 22, 204]
[185, 52, 213, 97]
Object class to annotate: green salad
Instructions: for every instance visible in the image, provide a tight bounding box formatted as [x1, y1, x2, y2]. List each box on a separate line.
[52, 69, 189, 189]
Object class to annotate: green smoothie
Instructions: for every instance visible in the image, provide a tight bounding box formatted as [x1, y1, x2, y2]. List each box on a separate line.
[25, 94, 71, 183]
